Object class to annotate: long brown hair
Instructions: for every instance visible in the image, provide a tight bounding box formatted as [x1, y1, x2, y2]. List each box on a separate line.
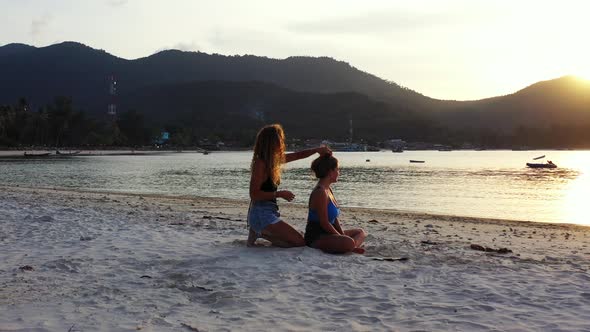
[251, 124, 286, 185]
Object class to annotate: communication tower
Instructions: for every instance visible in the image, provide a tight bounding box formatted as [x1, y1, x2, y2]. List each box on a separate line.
[107, 75, 117, 117]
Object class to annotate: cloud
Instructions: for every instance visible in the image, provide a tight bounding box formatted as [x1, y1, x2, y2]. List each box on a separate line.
[288, 5, 504, 36]
[31, 14, 52, 41]
[108, 0, 128, 7]
[204, 28, 296, 57]
[154, 41, 202, 54]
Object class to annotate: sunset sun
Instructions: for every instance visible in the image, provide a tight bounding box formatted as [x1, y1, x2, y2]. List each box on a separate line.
[571, 65, 590, 81]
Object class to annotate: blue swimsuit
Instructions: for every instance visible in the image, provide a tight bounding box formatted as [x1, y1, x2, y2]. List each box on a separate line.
[307, 199, 340, 225]
[304, 195, 341, 246]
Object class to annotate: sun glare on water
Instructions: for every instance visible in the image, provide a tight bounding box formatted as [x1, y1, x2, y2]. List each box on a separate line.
[562, 153, 590, 226]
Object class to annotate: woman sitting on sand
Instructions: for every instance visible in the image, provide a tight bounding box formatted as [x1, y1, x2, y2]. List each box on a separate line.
[247, 124, 331, 247]
[305, 154, 367, 254]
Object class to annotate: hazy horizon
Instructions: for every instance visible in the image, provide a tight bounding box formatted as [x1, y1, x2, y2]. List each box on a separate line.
[2, 0, 589, 100]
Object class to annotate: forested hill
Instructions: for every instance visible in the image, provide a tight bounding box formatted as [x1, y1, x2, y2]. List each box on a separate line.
[430, 76, 590, 132]
[117, 80, 435, 142]
[0, 41, 431, 113]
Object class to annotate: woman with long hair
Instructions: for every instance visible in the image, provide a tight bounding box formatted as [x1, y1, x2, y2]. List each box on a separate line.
[305, 154, 367, 254]
[247, 124, 331, 247]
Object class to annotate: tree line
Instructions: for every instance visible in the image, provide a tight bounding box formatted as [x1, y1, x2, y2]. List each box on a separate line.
[1, 97, 589, 149]
[0, 97, 258, 149]
[0, 97, 153, 148]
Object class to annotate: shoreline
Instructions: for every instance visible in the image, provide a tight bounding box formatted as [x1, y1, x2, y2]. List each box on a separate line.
[2, 184, 588, 230]
[0, 149, 213, 158]
[2, 148, 590, 159]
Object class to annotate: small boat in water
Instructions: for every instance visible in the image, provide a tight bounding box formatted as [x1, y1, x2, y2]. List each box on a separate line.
[409, 160, 425, 163]
[526, 161, 557, 169]
[56, 150, 81, 156]
[24, 152, 51, 157]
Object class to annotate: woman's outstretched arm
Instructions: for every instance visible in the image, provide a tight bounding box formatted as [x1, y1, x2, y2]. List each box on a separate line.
[285, 146, 331, 163]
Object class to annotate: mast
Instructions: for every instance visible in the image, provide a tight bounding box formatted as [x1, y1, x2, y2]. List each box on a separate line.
[349, 114, 353, 145]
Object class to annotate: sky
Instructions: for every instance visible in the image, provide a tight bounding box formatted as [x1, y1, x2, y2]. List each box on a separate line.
[2, 0, 590, 100]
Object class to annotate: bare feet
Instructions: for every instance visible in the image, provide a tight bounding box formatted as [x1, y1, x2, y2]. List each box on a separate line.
[247, 228, 258, 247]
[352, 247, 365, 254]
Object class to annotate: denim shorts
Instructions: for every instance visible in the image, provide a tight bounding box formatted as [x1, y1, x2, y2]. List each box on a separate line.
[248, 200, 282, 235]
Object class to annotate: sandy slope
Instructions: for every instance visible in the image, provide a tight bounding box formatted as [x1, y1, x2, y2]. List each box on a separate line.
[1, 185, 589, 331]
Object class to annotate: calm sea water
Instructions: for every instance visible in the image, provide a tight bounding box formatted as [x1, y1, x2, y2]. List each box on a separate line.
[1, 150, 589, 225]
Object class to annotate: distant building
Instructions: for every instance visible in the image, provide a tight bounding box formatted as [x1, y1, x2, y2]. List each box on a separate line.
[198, 139, 224, 151]
[154, 131, 170, 145]
[321, 140, 366, 152]
[405, 141, 432, 150]
[384, 139, 406, 152]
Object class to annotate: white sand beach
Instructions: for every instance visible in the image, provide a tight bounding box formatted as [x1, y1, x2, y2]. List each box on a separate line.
[1, 185, 589, 331]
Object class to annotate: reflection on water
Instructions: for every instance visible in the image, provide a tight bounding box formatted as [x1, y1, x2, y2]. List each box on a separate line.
[563, 174, 589, 226]
[560, 152, 590, 226]
[0, 150, 588, 225]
